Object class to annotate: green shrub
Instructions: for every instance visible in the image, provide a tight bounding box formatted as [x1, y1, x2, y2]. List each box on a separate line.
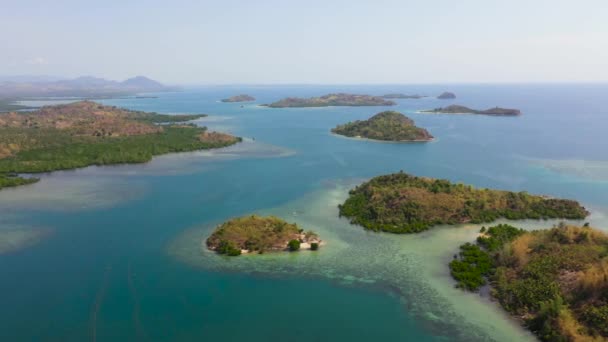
[288, 239, 301, 251]
[310, 242, 319, 251]
[216, 240, 241, 256]
[449, 243, 493, 290]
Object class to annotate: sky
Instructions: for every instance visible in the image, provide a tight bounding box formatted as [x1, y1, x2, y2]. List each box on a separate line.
[1, 0, 608, 84]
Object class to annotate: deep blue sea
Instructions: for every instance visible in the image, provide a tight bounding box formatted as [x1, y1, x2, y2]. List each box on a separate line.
[1, 84, 607, 341]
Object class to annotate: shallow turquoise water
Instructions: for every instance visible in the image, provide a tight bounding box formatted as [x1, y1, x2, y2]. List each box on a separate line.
[1, 84, 607, 341]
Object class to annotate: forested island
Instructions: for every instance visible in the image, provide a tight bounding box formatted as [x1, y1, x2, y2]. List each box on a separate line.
[0, 101, 241, 190]
[206, 215, 322, 256]
[338, 172, 588, 234]
[423, 105, 521, 116]
[263, 93, 396, 108]
[437, 92, 456, 99]
[450, 223, 608, 341]
[381, 94, 427, 99]
[221, 94, 255, 103]
[331, 111, 433, 142]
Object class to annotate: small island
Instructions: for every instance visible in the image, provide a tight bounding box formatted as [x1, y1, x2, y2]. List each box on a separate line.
[221, 94, 255, 103]
[338, 172, 589, 234]
[450, 223, 608, 341]
[0, 101, 241, 190]
[437, 92, 456, 99]
[381, 94, 427, 99]
[264, 93, 396, 108]
[423, 104, 521, 116]
[206, 215, 322, 256]
[331, 111, 433, 142]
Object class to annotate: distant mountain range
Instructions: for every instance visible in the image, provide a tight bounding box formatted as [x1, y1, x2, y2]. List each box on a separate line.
[0, 75, 177, 98]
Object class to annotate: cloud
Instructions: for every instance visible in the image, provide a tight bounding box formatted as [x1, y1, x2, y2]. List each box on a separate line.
[25, 57, 49, 65]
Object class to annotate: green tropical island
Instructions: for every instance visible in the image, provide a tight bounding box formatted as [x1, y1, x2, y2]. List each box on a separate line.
[331, 111, 433, 142]
[0, 101, 241, 190]
[381, 94, 427, 99]
[338, 172, 589, 234]
[206, 215, 322, 256]
[221, 94, 256, 103]
[423, 104, 522, 116]
[450, 223, 608, 341]
[437, 92, 456, 99]
[263, 93, 396, 108]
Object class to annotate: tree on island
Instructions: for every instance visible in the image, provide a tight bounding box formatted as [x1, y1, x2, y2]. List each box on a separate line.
[216, 240, 241, 256]
[288, 239, 301, 251]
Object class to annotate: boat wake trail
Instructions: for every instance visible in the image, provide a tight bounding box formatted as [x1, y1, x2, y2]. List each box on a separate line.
[89, 264, 112, 342]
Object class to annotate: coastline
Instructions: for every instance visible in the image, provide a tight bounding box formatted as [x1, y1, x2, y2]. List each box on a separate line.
[330, 132, 436, 143]
[416, 110, 520, 117]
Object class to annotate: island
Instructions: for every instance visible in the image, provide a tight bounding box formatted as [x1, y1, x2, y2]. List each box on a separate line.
[206, 215, 322, 256]
[450, 223, 608, 341]
[263, 93, 396, 108]
[338, 172, 589, 234]
[0, 101, 241, 190]
[221, 94, 256, 103]
[422, 105, 521, 116]
[331, 111, 433, 142]
[381, 94, 427, 99]
[437, 92, 456, 99]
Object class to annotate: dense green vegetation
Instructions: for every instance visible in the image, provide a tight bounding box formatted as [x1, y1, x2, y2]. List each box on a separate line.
[206, 215, 322, 255]
[0, 173, 39, 189]
[215, 240, 242, 256]
[450, 243, 494, 290]
[265, 93, 395, 108]
[338, 172, 589, 234]
[451, 224, 608, 341]
[128, 112, 207, 123]
[331, 111, 433, 141]
[423, 105, 521, 116]
[288, 239, 301, 251]
[0, 126, 239, 174]
[477, 224, 525, 252]
[450, 224, 524, 290]
[0, 101, 239, 190]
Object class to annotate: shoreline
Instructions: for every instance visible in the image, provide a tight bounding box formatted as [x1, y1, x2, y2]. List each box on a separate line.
[416, 110, 520, 117]
[330, 132, 436, 143]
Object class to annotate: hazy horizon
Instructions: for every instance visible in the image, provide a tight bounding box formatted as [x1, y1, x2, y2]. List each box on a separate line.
[2, 0, 608, 84]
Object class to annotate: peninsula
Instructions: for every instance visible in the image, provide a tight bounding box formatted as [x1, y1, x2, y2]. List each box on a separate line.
[206, 215, 322, 256]
[450, 223, 608, 341]
[221, 94, 255, 103]
[381, 94, 427, 99]
[338, 172, 588, 234]
[0, 101, 241, 190]
[264, 93, 396, 108]
[331, 111, 433, 142]
[437, 92, 456, 99]
[423, 105, 521, 116]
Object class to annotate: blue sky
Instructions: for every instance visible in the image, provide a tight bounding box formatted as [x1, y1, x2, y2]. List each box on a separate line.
[1, 0, 607, 84]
